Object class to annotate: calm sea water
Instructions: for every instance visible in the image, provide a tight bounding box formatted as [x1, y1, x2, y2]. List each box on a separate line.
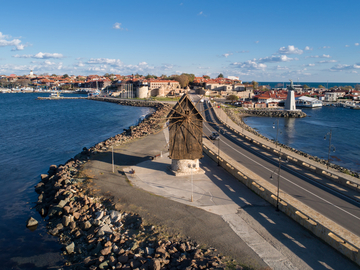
[257, 81, 360, 89]
[0, 93, 152, 269]
[245, 106, 360, 172]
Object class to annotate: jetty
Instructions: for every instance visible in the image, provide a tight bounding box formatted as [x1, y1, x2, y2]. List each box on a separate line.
[37, 96, 88, 100]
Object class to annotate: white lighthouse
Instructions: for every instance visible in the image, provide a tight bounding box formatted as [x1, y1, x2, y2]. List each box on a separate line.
[285, 79, 296, 111]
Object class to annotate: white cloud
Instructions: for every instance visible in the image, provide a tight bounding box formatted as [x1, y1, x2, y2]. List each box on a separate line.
[345, 45, 350, 47]
[13, 52, 64, 59]
[306, 63, 315, 67]
[0, 32, 28, 51]
[258, 55, 295, 63]
[87, 58, 123, 66]
[277, 45, 303, 55]
[330, 64, 360, 71]
[113, 22, 123, 30]
[355, 43, 359, 46]
[306, 54, 331, 59]
[320, 46, 330, 49]
[255, 41, 259, 44]
[304, 46, 313, 51]
[317, 60, 337, 64]
[198, 11, 203, 15]
[222, 53, 233, 58]
[231, 60, 267, 70]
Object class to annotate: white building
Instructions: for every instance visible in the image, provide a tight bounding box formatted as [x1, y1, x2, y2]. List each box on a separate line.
[296, 96, 322, 108]
[227, 76, 240, 81]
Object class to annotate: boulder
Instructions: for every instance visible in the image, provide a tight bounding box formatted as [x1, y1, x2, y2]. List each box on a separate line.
[97, 224, 112, 236]
[26, 217, 38, 227]
[66, 242, 75, 254]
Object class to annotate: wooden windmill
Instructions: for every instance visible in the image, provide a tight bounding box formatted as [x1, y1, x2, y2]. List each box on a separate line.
[167, 93, 205, 176]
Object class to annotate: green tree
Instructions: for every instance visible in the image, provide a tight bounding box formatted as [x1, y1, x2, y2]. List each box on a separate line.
[0, 78, 8, 87]
[302, 84, 310, 89]
[51, 74, 57, 77]
[217, 73, 224, 78]
[181, 73, 195, 83]
[251, 80, 258, 89]
[318, 85, 325, 89]
[16, 78, 30, 87]
[63, 74, 69, 78]
[203, 75, 210, 79]
[226, 95, 238, 103]
[174, 74, 189, 88]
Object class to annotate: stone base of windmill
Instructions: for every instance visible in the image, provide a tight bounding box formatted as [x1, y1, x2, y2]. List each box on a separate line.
[170, 159, 205, 176]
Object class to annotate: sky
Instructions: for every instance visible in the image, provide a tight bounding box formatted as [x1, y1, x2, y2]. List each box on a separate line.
[0, 0, 360, 82]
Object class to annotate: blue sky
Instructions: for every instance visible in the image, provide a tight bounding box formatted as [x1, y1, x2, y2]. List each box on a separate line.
[0, 0, 360, 82]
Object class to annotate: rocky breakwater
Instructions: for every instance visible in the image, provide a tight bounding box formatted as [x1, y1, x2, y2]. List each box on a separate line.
[89, 97, 165, 109]
[239, 109, 306, 118]
[34, 103, 233, 269]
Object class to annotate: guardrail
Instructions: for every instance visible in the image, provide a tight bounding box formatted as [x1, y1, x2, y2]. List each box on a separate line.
[203, 140, 360, 266]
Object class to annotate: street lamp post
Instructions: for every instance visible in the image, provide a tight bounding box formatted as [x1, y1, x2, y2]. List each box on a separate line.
[324, 129, 335, 169]
[217, 128, 221, 166]
[273, 118, 280, 148]
[188, 163, 196, 202]
[270, 149, 287, 211]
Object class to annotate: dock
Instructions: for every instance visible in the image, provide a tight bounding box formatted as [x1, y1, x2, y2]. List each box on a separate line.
[37, 97, 89, 100]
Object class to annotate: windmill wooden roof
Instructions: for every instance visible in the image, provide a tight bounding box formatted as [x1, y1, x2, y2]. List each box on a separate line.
[167, 94, 204, 160]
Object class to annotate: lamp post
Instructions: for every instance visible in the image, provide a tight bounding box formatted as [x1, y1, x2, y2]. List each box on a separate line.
[324, 129, 336, 169]
[188, 163, 196, 202]
[217, 128, 221, 166]
[112, 145, 114, 173]
[270, 149, 287, 211]
[273, 118, 280, 148]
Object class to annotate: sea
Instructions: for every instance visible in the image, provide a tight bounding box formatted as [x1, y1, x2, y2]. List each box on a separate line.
[257, 81, 360, 89]
[0, 93, 153, 269]
[244, 106, 360, 173]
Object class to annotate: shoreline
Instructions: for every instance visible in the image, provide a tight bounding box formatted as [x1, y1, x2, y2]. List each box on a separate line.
[225, 107, 359, 179]
[33, 100, 243, 269]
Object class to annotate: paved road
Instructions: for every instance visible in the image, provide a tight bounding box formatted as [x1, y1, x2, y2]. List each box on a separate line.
[196, 99, 360, 237]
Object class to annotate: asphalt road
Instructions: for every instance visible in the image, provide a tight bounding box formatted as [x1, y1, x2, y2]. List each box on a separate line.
[196, 98, 360, 237]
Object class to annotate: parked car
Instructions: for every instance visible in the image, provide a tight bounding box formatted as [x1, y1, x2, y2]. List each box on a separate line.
[210, 132, 219, 140]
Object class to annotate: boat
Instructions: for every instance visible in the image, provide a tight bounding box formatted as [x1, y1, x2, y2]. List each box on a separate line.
[350, 105, 360, 110]
[295, 96, 322, 108]
[343, 101, 356, 108]
[50, 91, 62, 98]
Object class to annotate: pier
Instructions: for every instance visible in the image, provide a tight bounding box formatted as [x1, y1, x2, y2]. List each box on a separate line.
[37, 96, 89, 100]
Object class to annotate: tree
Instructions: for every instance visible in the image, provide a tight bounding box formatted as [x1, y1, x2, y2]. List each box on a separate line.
[203, 75, 210, 79]
[343, 85, 353, 91]
[251, 80, 258, 89]
[0, 78, 8, 87]
[51, 74, 57, 77]
[16, 78, 30, 87]
[302, 84, 310, 89]
[63, 74, 69, 78]
[181, 73, 195, 83]
[355, 84, 360, 90]
[174, 74, 189, 88]
[217, 73, 224, 78]
[318, 85, 325, 89]
[226, 95, 238, 103]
